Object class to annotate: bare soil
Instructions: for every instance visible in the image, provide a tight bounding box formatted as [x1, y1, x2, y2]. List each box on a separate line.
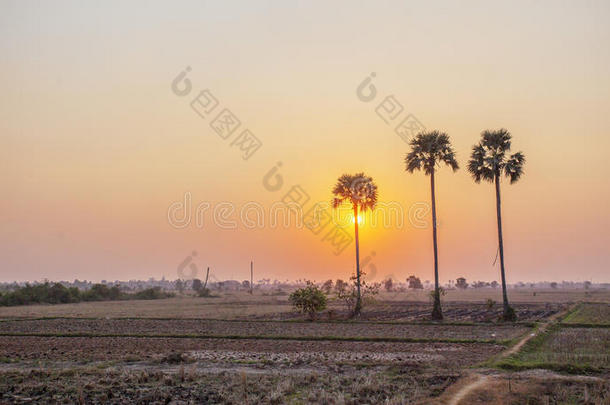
[0, 336, 504, 369]
[0, 318, 529, 341]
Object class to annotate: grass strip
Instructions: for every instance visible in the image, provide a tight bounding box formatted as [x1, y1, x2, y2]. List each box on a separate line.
[559, 302, 583, 324]
[496, 359, 607, 374]
[559, 322, 610, 328]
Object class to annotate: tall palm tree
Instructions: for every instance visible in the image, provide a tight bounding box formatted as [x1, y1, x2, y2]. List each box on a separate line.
[468, 129, 525, 322]
[332, 173, 378, 316]
[405, 131, 459, 320]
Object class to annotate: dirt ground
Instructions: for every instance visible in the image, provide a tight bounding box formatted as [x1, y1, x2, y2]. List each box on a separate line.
[0, 318, 529, 341]
[438, 369, 610, 405]
[0, 288, 599, 320]
[0, 335, 504, 366]
[0, 289, 608, 404]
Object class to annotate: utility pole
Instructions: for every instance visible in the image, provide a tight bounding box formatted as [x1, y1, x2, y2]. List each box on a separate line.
[202, 267, 210, 290]
[250, 261, 253, 294]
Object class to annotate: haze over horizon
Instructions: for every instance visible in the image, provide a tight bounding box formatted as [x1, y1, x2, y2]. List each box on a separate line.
[1, 0, 609, 284]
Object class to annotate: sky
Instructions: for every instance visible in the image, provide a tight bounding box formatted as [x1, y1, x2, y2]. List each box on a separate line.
[1, 0, 609, 284]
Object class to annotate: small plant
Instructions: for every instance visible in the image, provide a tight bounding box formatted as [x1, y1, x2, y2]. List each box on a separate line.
[383, 278, 393, 292]
[428, 286, 446, 301]
[335, 271, 379, 317]
[502, 305, 517, 322]
[289, 282, 327, 320]
[406, 275, 423, 289]
[486, 298, 496, 310]
[428, 287, 446, 320]
[321, 279, 333, 294]
[162, 351, 187, 364]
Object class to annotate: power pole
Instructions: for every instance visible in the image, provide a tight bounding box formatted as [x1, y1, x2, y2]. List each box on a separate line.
[202, 267, 210, 290]
[250, 261, 253, 294]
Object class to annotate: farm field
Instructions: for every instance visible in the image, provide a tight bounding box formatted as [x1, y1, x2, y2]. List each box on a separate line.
[562, 302, 610, 325]
[497, 326, 609, 371]
[0, 318, 528, 341]
[4, 1, 609, 403]
[0, 289, 578, 321]
[0, 290, 608, 404]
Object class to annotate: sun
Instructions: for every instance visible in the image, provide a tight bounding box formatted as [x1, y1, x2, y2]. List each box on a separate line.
[352, 214, 364, 225]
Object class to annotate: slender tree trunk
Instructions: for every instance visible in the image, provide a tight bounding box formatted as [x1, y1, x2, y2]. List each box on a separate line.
[353, 204, 362, 316]
[430, 170, 443, 320]
[495, 175, 514, 321]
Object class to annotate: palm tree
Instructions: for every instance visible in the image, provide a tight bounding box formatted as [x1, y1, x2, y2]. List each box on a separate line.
[332, 173, 378, 316]
[468, 129, 525, 322]
[405, 131, 459, 320]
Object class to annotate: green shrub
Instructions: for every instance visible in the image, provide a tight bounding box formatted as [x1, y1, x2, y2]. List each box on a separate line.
[134, 287, 174, 300]
[0, 283, 80, 306]
[289, 282, 327, 320]
[82, 284, 122, 301]
[0, 282, 173, 306]
[486, 298, 496, 310]
[335, 272, 380, 316]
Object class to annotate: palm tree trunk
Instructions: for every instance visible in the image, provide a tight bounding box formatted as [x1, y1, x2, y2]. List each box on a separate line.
[430, 169, 443, 320]
[495, 174, 514, 321]
[353, 204, 362, 316]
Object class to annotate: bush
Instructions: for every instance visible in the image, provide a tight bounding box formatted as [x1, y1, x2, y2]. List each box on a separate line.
[502, 305, 517, 322]
[134, 287, 174, 300]
[82, 284, 122, 301]
[0, 282, 173, 307]
[486, 298, 496, 310]
[0, 283, 80, 306]
[289, 282, 327, 320]
[192, 279, 203, 292]
[335, 272, 380, 316]
[428, 287, 446, 302]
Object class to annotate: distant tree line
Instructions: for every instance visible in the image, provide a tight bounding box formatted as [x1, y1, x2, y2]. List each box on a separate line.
[0, 282, 174, 306]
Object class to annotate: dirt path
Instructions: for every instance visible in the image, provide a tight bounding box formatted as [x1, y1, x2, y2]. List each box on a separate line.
[440, 303, 577, 404]
[445, 374, 489, 405]
[501, 303, 572, 359]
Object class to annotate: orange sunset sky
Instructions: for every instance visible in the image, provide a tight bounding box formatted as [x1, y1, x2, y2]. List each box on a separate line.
[1, 1, 609, 283]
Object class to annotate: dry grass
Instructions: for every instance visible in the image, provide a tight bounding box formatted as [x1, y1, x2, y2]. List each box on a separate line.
[457, 372, 610, 405]
[562, 303, 610, 325]
[376, 288, 610, 304]
[0, 366, 459, 404]
[497, 326, 609, 373]
[0, 294, 289, 319]
[0, 288, 591, 321]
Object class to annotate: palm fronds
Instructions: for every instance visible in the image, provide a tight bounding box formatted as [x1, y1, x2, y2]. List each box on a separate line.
[405, 130, 459, 175]
[468, 129, 525, 184]
[332, 173, 378, 212]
